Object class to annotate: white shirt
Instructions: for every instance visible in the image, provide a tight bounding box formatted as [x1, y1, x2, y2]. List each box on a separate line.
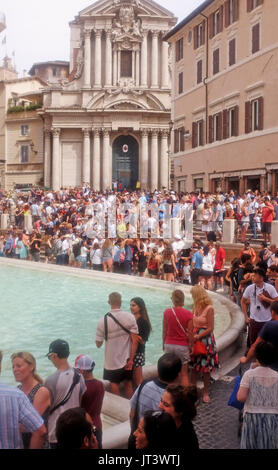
[90, 248, 102, 264]
[95, 309, 138, 370]
[243, 283, 278, 322]
[240, 366, 278, 416]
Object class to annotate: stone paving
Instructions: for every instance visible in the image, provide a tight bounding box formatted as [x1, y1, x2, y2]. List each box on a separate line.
[193, 364, 249, 449]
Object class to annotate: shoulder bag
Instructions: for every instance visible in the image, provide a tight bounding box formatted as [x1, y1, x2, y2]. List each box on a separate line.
[49, 369, 81, 416]
[127, 379, 151, 449]
[171, 308, 187, 337]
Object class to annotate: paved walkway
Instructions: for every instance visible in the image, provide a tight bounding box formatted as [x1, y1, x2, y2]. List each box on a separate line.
[194, 363, 249, 449]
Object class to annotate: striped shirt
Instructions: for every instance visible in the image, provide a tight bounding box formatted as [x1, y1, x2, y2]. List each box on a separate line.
[0, 384, 44, 449]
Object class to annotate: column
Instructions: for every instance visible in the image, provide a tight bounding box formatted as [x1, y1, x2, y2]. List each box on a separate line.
[94, 30, 102, 88]
[102, 128, 111, 190]
[140, 31, 148, 87]
[52, 128, 61, 191]
[44, 128, 51, 188]
[151, 31, 159, 88]
[117, 50, 121, 82]
[84, 29, 91, 88]
[132, 50, 135, 80]
[135, 50, 140, 87]
[92, 128, 100, 191]
[161, 39, 169, 89]
[113, 48, 117, 86]
[272, 171, 277, 195]
[82, 128, 91, 184]
[151, 129, 158, 191]
[140, 129, 149, 189]
[160, 130, 169, 189]
[105, 30, 112, 87]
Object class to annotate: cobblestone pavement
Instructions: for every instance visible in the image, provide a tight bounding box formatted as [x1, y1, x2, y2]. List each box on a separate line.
[193, 364, 249, 449]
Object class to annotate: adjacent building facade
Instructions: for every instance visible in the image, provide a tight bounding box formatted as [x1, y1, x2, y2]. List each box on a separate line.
[0, 58, 46, 189]
[165, 0, 278, 194]
[40, 0, 177, 191]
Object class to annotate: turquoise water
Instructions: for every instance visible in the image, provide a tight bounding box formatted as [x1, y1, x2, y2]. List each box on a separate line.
[0, 265, 187, 386]
[0, 264, 230, 387]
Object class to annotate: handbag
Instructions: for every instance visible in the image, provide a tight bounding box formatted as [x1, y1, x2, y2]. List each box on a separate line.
[192, 340, 207, 356]
[228, 375, 244, 411]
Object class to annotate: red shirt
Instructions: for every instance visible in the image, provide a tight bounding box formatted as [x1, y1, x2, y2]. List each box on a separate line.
[164, 307, 193, 346]
[262, 205, 274, 223]
[215, 247, 225, 270]
[81, 379, 105, 430]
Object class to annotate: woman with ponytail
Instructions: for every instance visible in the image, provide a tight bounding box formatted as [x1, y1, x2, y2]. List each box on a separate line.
[11, 351, 50, 448]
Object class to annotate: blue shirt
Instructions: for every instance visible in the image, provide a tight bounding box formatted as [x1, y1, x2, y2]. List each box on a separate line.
[215, 204, 224, 222]
[130, 379, 167, 420]
[0, 384, 43, 449]
[192, 251, 203, 270]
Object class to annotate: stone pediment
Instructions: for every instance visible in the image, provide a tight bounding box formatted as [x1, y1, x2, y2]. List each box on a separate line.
[78, 0, 176, 21]
[86, 88, 166, 112]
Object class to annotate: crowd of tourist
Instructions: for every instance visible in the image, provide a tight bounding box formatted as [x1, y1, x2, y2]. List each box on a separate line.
[1, 184, 278, 451]
[0, 185, 277, 286]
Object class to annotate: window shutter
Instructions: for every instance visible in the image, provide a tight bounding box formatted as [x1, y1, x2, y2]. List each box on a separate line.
[247, 0, 253, 12]
[180, 38, 184, 60]
[219, 5, 224, 32]
[175, 41, 179, 62]
[174, 129, 179, 153]
[229, 38, 236, 66]
[192, 122, 198, 148]
[223, 109, 228, 139]
[197, 60, 202, 84]
[209, 13, 214, 39]
[234, 105, 239, 136]
[213, 48, 220, 75]
[218, 112, 223, 140]
[245, 101, 252, 133]
[200, 120, 204, 146]
[178, 72, 183, 94]
[209, 115, 214, 143]
[180, 127, 185, 152]
[234, 0, 239, 21]
[194, 26, 198, 49]
[225, 0, 230, 27]
[252, 23, 260, 54]
[202, 20, 206, 45]
[258, 97, 264, 130]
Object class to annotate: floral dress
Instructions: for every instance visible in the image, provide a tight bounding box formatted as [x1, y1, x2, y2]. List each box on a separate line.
[189, 305, 220, 373]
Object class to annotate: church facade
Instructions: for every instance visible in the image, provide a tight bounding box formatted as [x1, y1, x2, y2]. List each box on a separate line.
[41, 0, 177, 191]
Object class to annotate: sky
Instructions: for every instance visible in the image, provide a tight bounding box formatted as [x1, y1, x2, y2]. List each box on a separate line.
[0, 0, 204, 76]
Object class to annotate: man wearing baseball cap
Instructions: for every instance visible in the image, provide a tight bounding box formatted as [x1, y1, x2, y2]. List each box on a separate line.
[44, 339, 86, 449]
[74, 354, 105, 448]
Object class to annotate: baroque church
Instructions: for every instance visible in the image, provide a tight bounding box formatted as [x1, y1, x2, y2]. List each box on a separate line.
[42, 0, 177, 191]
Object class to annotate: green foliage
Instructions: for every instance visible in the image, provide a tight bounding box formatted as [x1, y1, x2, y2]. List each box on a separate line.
[7, 103, 43, 114]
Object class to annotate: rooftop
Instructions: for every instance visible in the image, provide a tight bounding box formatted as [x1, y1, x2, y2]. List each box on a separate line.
[29, 61, 70, 76]
[164, 0, 215, 41]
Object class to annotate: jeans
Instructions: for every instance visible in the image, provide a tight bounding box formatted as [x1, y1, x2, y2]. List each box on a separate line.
[249, 214, 257, 239]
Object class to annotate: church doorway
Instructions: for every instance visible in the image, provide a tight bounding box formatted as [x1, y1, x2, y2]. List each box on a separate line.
[112, 135, 139, 190]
